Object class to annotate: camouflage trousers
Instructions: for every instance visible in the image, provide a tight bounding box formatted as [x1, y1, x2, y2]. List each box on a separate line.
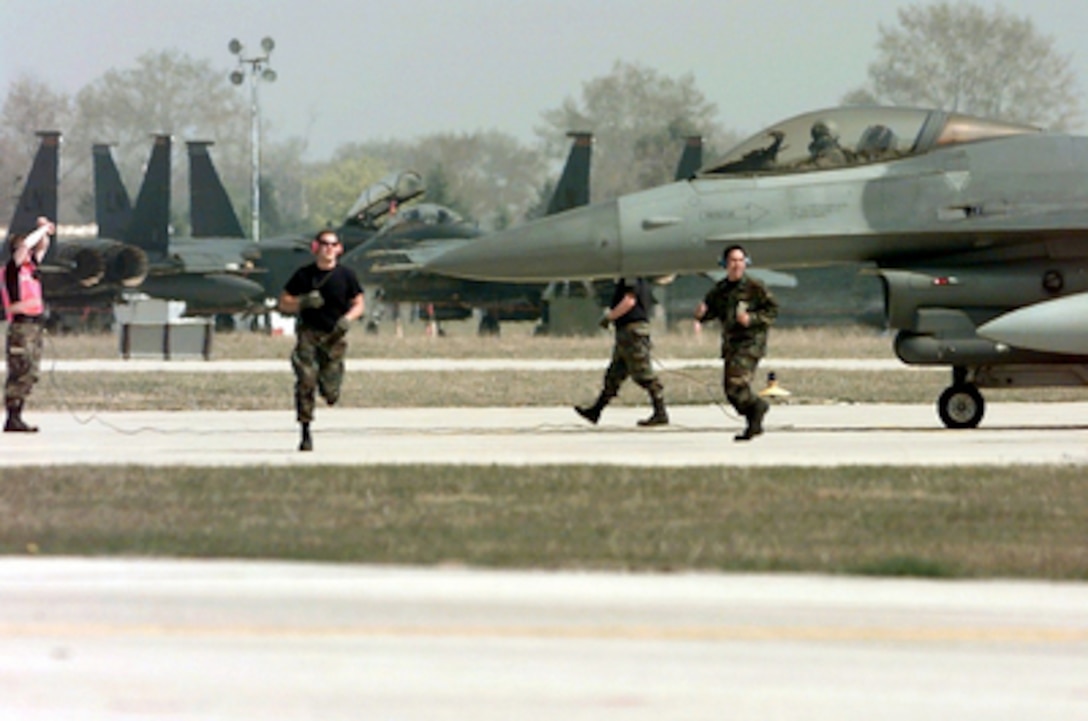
[5, 321, 43, 406]
[601, 322, 663, 401]
[722, 347, 762, 414]
[291, 325, 348, 423]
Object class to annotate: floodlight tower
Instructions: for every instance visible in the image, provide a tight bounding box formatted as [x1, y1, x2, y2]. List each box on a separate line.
[228, 36, 276, 242]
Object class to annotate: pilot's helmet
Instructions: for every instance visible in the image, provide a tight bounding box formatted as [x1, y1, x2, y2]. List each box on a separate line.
[811, 119, 839, 142]
[857, 124, 897, 154]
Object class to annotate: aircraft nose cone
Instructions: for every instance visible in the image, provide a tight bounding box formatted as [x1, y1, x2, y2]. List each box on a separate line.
[425, 200, 622, 282]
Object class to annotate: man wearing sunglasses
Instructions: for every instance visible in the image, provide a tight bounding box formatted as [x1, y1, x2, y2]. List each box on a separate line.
[279, 229, 365, 451]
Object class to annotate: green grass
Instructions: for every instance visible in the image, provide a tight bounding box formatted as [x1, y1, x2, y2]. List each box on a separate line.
[34, 365, 1081, 411]
[45, 321, 896, 360]
[2, 465, 1085, 580]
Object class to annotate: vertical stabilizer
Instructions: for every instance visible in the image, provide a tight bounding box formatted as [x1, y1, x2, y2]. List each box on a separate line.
[674, 135, 703, 181]
[187, 141, 245, 238]
[124, 134, 171, 260]
[546, 132, 593, 216]
[92, 143, 132, 240]
[10, 131, 60, 238]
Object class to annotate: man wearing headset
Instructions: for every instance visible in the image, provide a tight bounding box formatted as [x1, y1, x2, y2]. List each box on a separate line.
[279, 229, 365, 451]
[3, 216, 53, 433]
[695, 244, 779, 441]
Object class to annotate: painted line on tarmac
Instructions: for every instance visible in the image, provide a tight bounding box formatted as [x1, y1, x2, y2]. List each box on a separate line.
[3, 623, 1085, 644]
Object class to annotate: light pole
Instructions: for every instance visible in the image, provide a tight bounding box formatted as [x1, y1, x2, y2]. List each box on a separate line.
[228, 36, 276, 242]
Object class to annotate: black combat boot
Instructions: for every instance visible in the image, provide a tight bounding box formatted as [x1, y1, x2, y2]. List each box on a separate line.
[574, 392, 611, 425]
[637, 395, 669, 427]
[299, 422, 313, 452]
[734, 398, 768, 442]
[4, 401, 38, 433]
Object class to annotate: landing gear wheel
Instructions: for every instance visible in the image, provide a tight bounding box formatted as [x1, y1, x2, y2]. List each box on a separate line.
[937, 384, 985, 429]
[478, 313, 500, 336]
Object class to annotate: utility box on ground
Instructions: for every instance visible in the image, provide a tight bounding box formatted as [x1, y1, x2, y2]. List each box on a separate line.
[115, 298, 213, 360]
[119, 320, 213, 360]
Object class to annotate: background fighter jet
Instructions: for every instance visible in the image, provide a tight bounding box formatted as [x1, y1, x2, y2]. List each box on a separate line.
[426, 106, 1088, 428]
[254, 170, 426, 308]
[342, 132, 598, 335]
[5, 132, 148, 328]
[93, 136, 265, 319]
[184, 139, 424, 310]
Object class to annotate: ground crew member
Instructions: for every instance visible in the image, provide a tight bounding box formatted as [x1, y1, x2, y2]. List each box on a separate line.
[279, 229, 364, 451]
[575, 277, 668, 427]
[695, 244, 779, 441]
[3, 217, 53, 433]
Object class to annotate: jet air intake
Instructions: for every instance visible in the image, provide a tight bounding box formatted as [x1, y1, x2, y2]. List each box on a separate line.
[880, 261, 1088, 333]
[52, 244, 106, 287]
[103, 243, 150, 287]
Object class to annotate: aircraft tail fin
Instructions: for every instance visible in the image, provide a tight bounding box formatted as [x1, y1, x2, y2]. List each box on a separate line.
[123, 134, 171, 260]
[675, 135, 703, 180]
[187, 141, 245, 238]
[92, 143, 132, 240]
[9, 131, 60, 239]
[545, 132, 593, 216]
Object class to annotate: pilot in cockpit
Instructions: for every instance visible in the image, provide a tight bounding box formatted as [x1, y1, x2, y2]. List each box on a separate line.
[855, 124, 899, 161]
[806, 119, 848, 167]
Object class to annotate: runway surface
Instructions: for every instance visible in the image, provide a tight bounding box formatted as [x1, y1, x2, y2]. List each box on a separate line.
[3, 402, 1086, 467]
[1, 559, 1085, 720]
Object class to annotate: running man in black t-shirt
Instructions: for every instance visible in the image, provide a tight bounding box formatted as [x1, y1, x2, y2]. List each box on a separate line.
[279, 229, 365, 451]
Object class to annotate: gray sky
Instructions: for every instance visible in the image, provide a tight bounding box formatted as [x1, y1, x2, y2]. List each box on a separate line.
[2, 0, 1084, 160]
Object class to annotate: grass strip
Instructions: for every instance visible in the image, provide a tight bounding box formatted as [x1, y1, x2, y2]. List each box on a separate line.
[3, 465, 1085, 580]
[36, 367, 1079, 411]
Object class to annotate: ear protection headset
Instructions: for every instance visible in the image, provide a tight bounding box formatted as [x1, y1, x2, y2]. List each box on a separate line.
[311, 231, 344, 257]
[718, 244, 751, 268]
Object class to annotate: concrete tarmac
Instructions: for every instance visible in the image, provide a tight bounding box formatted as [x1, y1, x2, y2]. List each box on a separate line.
[2, 402, 1086, 467]
[1, 559, 1085, 721]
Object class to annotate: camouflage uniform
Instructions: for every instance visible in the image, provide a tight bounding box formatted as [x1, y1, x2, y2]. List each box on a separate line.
[291, 324, 348, 424]
[575, 278, 667, 426]
[5, 320, 42, 406]
[602, 321, 663, 404]
[700, 274, 779, 418]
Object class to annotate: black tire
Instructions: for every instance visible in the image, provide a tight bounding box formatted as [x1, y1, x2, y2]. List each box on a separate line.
[214, 314, 236, 332]
[478, 314, 500, 336]
[937, 384, 985, 429]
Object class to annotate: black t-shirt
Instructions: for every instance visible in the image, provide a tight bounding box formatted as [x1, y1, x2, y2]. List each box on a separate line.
[610, 277, 651, 327]
[284, 263, 363, 332]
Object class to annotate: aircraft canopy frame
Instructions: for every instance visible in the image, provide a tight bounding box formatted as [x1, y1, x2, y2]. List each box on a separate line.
[700, 106, 1041, 177]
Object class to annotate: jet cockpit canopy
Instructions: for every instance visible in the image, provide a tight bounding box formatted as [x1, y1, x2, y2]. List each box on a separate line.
[701, 106, 1041, 176]
[343, 170, 425, 228]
